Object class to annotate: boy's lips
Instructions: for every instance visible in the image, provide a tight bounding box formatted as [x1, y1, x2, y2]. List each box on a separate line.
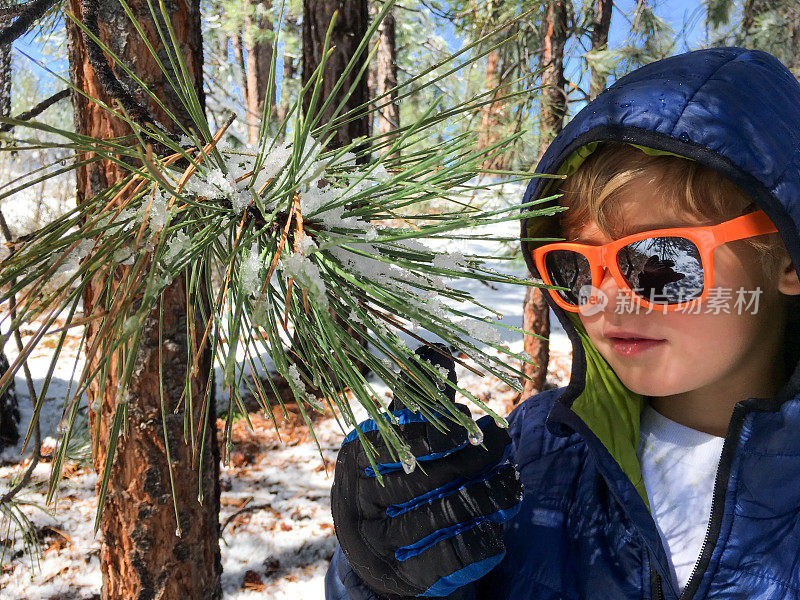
[603, 329, 667, 357]
[603, 330, 667, 357]
[603, 328, 664, 341]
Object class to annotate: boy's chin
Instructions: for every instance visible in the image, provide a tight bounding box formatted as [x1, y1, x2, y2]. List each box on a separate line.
[616, 375, 686, 399]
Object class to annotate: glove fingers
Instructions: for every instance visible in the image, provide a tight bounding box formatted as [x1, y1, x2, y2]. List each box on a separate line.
[364, 463, 521, 550]
[367, 439, 514, 510]
[346, 414, 470, 469]
[343, 409, 506, 471]
[349, 411, 509, 473]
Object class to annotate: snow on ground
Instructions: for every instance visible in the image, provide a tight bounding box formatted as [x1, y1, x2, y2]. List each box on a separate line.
[0, 181, 573, 599]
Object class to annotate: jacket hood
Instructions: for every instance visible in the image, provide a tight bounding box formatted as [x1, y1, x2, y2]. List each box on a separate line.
[519, 47, 800, 504]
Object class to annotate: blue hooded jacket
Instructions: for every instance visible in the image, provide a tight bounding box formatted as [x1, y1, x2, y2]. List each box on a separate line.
[325, 47, 800, 600]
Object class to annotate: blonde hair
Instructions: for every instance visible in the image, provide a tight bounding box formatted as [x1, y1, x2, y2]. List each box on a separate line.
[556, 142, 787, 279]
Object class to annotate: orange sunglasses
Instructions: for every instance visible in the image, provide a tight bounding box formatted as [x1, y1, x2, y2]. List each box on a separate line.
[531, 210, 778, 313]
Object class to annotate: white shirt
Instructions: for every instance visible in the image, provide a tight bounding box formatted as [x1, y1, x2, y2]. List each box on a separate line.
[636, 404, 725, 594]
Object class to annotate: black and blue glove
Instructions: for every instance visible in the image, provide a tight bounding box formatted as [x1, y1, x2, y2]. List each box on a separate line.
[331, 344, 523, 600]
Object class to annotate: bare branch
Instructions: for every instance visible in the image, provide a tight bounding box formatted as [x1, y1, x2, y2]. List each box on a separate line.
[0, 0, 61, 47]
[0, 87, 69, 133]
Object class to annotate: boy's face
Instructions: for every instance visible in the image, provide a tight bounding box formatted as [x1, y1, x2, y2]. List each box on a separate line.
[570, 179, 789, 401]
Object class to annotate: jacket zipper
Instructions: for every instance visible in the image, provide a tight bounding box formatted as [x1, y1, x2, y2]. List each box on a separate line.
[650, 562, 664, 600]
[673, 404, 747, 600]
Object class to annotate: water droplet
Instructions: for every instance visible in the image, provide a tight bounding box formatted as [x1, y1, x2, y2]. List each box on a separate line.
[175, 527, 182, 537]
[435, 380, 446, 392]
[468, 426, 484, 446]
[400, 450, 417, 474]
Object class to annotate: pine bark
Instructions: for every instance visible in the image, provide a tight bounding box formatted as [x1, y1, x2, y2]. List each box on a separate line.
[589, 0, 613, 99]
[478, 48, 507, 170]
[537, 0, 568, 158]
[232, 30, 248, 109]
[477, 0, 508, 171]
[376, 10, 399, 159]
[520, 0, 568, 402]
[302, 0, 370, 149]
[244, 0, 275, 143]
[65, 0, 222, 597]
[0, 41, 10, 121]
[277, 53, 295, 126]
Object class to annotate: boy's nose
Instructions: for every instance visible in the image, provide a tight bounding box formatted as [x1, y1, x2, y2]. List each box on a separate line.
[595, 267, 625, 311]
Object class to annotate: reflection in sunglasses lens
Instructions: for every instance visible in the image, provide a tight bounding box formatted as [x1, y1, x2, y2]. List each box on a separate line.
[545, 250, 592, 305]
[617, 237, 704, 303]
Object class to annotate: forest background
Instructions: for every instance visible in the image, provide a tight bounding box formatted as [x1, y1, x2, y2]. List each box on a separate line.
[0, 0, 798, 599]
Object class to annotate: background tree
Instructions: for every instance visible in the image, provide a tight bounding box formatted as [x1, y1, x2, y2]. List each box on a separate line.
[376, 8, 400, 160]
[0, 6, 11, 123]
[244, 0, 276, 142]
[302, 0, 370, 149]
[588, 0, 613, 99]
[476, 0, 511, 171]
[277, 15, 301, 129]
[65, 0, 221, 596]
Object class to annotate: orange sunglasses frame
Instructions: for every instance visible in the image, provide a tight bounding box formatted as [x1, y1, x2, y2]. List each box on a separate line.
[531, 209, 779, 313]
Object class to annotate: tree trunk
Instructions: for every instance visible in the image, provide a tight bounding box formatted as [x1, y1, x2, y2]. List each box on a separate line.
[589, 0, 613, 99]
[789, 4, 800, 76]
[277, 53, 295, 126]
[477, 0, 508, 171]
[245, 0, 275, 143]
[0, 41, 10, 121]
[376, 9, 399, 160]
[520, 0, 568, 402]
[232, 30, 248, 111]
[478, 48, 508, 170]
[302, 0, 370, 150]
[216, 6, 228, 61]
[537, 0, 568, 158]
[65, 0, 222, 598]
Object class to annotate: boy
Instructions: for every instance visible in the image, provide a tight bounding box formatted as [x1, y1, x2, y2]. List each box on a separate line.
[326, 47, 800, 600]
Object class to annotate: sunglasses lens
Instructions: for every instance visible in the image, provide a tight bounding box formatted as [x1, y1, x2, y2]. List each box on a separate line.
[544, 250, 592, 305]
[617, 237, 704, 304]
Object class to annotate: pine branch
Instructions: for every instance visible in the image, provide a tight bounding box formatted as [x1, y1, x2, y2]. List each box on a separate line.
[0, 0, 60, 47]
